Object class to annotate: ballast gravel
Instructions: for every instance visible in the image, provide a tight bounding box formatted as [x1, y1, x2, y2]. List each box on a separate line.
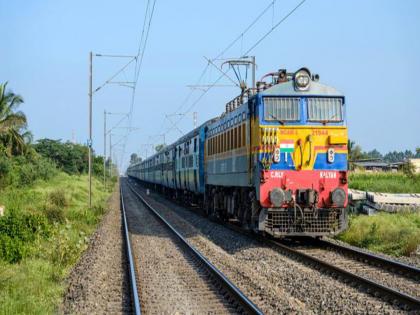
[130, 181, 407, 315]
[122, 183, 240, 314]
[62, 187, 132, 315]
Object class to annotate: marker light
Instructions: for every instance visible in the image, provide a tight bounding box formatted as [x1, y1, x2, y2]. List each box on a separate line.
[327, 148, 335, 163]
[273, 147, 280, 163]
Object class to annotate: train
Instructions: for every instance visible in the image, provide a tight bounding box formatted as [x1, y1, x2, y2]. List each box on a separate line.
[127, 67, 348, 237]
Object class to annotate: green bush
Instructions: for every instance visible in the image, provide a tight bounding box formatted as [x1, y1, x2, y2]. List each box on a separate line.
[44, 204, 65, 224]
[0, 234, 26, 263]
[0, 211, 50, 263]
[338, 212, 420, 257]
[47, 189, 67, 209]
[0, 153, 58, 188]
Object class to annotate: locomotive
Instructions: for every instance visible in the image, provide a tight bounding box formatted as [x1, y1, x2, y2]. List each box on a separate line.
[127, 67, 348, 237]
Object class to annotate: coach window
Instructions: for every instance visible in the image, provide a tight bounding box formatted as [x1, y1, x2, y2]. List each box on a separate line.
[238, 125, 242, 147]
[221, 133, 224, 152]
[242, 123, 246, 146]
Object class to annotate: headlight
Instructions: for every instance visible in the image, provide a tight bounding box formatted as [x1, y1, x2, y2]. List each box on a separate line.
[294, 68, 311, 91]
[270, 188, 285, 207]
[331, 188, 346, 207]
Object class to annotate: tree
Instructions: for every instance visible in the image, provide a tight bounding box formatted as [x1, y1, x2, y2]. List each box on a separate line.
[348, 140, 364, 161]
[130, 153, 141, 165]
[0, 82, 30, 156]
[33, 139, 89, 174]
[365, 149, 382, 159]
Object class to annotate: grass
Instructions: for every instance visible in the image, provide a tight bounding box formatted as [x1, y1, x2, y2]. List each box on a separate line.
[0, 172, 114, 315]
[348, 171, 420, 193]
[338, 212, 420, 257]
[339, 172, 420, 257]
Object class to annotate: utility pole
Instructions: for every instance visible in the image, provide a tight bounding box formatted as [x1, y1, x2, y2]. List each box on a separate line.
[103, 110, 107, 188]
[109, 133, 112, 178]
[251, 56, 256, 90]
[193, 112, 197, 128]
[88, 51, 93, 209]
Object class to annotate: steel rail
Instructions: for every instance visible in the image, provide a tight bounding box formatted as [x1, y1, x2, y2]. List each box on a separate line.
[311, 238, 420, 281]
[120, 186, 142, 315]
[268, 239, 420, 311]
[224, 223, 420, 311]
[125, 180, 263, 315]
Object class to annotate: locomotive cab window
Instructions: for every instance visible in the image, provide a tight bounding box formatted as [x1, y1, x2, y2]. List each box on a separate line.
[263, 97, 300, 121]
[307, 97, 343, 122]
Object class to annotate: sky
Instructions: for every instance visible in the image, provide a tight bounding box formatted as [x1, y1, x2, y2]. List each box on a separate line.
[1, 0, 419, 170]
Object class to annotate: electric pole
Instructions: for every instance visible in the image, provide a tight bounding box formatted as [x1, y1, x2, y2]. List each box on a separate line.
[103, 110, 106, 188]
[251, 56, 256, 90]
[193, 112, 197, 128]
[109, 133, 112, 178]
[88, 51, 93, 209]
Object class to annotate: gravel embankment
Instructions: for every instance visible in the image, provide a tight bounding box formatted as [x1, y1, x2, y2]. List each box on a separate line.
[62, 187, 131, 315]
[293, 246, 420, 299]
[129, 180, 406, 315]
[121, 183, 241, 314]
[326, 237, 420, 269]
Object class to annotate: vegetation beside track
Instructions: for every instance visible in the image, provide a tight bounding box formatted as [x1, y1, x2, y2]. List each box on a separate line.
[0, 82, 117, 314]
[348, 172, 420, 194]
[0, 173, 116, 314]
[340, 171, 420, 257]
[338, 212, 420, 257]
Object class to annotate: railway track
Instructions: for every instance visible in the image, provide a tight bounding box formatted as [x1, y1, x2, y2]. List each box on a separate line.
[121, 179, 262, 314]
[270, 238, 420, 312]
[127, 179, 420, 312]
[120, 186, 142, 315]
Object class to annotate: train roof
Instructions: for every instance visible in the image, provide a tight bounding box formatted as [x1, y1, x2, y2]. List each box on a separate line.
[261, 80, 344, 97]
[128, 117, 218, 169]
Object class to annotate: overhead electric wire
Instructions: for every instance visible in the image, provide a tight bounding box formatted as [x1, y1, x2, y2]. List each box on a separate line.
[94, 57, 136, 93]
[242, 0, 307, 56]
[120, 0, 307, 169]
[164, 0, 308, 139]
[213, 0, 276, 61]
[119, 0, 158, 171]
[160, 0, 278, 139]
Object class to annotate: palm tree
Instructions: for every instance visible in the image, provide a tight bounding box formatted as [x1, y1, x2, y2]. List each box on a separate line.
[0, 82, 29, 156]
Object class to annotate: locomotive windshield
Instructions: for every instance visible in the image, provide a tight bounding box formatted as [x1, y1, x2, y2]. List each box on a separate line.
[263, 97, 300, 121]
[263, 96, 343, 123]
[307, 97, 343, 122]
